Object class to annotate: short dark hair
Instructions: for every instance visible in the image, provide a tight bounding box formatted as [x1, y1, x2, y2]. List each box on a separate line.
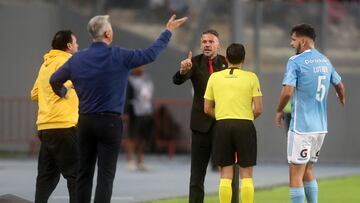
[226, 43, 245, 64]
[291, 24, 316, 41]
[202, 29, 219, 38]
[51, 30, 74, 51]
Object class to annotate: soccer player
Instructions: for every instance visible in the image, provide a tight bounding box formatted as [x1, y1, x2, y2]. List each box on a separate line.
[204, 43, 263, 203]
[275, 24, 345, 203]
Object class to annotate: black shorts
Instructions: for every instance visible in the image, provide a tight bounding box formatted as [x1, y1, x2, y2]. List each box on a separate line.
[128, 115, 153, 139]
[212, 119, 257, 167]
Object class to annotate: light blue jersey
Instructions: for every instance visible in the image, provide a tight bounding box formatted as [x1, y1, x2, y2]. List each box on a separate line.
[283, 49, 341, 134]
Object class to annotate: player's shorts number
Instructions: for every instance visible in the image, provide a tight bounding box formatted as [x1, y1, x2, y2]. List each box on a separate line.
[316, 75, 326, 102]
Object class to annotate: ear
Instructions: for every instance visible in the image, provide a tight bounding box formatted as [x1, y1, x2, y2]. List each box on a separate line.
[301, 38, 307, 46]
[67, 43, 72, 49]
[104, 30, 111, 39]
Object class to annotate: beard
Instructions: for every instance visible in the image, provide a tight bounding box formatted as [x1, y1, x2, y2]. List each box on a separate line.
[203, 50, 213, 57]
[295, 44, 301, 55]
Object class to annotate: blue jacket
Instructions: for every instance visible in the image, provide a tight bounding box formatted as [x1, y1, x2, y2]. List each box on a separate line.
[50, 29, 172, 114]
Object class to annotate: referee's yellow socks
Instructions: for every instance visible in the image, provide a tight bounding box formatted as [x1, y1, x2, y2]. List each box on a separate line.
[219, 179, 232, 203]
[241, 178, 254, 203]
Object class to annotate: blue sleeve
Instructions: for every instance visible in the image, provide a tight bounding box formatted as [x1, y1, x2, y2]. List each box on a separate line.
[122, 29, 172, 69]
[50, 60, 71, 98]
[330, 67, 341, 85]
[282, 59, 298, 87]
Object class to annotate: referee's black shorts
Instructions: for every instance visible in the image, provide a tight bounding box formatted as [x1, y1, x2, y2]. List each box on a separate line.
[212, 119, 257, 168]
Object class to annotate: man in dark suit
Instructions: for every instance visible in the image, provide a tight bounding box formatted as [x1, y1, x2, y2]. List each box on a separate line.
[173, 29, 238, 203]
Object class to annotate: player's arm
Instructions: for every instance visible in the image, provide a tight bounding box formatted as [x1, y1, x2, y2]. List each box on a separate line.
[252, 96, 263, 119]
[334, 81, 345, 106]
[275, 85, 294, 128]
[204, 99, 215, 118]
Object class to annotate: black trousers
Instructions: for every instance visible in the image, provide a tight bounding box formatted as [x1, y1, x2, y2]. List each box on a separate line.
[35, 127, 77, 203]
[76, 114, 122, 203]
[189, 130, 239, 203]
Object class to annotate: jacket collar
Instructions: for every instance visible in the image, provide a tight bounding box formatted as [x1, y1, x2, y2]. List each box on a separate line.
[90, 41, 109, 48]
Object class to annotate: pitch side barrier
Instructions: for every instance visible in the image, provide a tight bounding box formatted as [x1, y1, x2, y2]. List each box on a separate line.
[0, 97, 191, 156]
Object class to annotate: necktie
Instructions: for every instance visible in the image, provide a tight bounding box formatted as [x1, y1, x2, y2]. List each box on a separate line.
[208, 59, 214, 74]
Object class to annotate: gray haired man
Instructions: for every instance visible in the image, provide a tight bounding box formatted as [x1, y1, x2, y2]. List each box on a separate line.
[50, 14, 187, 203]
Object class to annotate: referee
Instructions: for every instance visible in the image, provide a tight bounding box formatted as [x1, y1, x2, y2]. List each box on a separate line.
[204, 43, 263, 203]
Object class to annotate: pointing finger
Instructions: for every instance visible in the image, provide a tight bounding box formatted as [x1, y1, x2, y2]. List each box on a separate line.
[188, 51, 192, 59]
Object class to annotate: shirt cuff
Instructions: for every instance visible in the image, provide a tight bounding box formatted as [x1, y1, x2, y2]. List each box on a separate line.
[163, 29, 173, 39]
[59, 87, 68, 98]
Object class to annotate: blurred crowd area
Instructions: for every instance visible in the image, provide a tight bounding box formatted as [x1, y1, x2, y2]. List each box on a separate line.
[0, 97, 191, 158]
[59, 0, 360, 72]
[1, 0, 359, 72]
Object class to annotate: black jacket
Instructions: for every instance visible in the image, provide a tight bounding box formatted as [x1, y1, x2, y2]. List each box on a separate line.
[173, 54, 227, 133]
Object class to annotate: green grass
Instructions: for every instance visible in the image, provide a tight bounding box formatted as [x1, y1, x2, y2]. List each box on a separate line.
[149, 175, 360, 203]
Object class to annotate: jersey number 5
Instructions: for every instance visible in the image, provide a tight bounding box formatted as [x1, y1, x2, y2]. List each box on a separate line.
[316, 75, 326, 102]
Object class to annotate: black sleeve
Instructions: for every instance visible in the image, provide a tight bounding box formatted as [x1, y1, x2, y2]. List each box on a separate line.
[172, 68, 193, 85]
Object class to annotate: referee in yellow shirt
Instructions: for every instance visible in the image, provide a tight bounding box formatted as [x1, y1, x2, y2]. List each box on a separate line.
[204, 43, 263, 203]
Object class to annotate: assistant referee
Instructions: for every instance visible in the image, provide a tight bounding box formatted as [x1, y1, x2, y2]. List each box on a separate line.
[204, 43, 263, 203]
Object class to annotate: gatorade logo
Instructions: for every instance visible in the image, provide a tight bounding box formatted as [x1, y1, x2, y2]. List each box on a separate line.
[300, 149, 308, 158]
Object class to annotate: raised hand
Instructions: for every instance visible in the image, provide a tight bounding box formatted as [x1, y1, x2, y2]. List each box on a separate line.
[180, 51, 192, 75]
[166, 14, 188, 33]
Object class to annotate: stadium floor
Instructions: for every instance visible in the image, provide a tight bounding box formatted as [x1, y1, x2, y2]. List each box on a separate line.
[0, 155, 359, 203]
